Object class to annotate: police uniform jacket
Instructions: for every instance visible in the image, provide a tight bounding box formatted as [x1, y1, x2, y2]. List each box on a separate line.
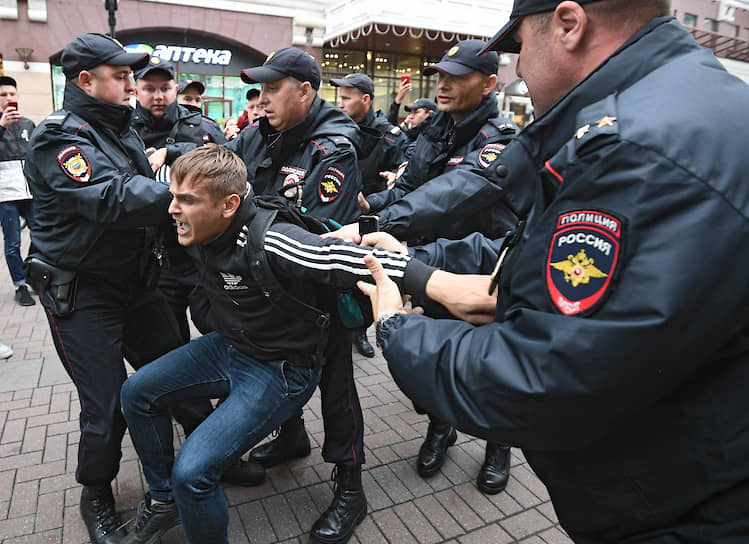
[227, 96, 362, 224]
[195, 196, 430, 366]
[365, 92, 516, 213]
[375, 127, 527, 246]
[24, 81, 171, 275]
[378, 17, 749, 542]
[131, 101, 226, 149]
[357, 108, 409, 196]
[0, 115, 35, 202]
[363, 109, 408, 171]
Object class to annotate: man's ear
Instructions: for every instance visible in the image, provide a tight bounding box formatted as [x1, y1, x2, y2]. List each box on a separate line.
[223, 194, 241, 218]
[299, 81, 313, 102]
[77, 70, 94, 92]
[555, 1, 588, 51]
[362, 93, 372, 109]
[482, 74, 498, 96]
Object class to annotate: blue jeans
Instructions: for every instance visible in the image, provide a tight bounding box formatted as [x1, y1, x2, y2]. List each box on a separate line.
[0, 199, 34, 285]
[121, 332, 321, 544]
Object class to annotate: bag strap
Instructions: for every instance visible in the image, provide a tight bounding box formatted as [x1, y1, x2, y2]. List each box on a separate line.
[246, 204, 330, 369]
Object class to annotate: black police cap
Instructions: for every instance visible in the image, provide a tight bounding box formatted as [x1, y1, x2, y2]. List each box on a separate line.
[241, 47, 321, 90]
[177, 80, 205, 95]
[404, 98, 437, 112]
[61, 33, 150, 79]
[423, 39, 499, 76]
[479, 0, 601, 54]
[329, 73, 375, 98]
[134, 57, 175, 80]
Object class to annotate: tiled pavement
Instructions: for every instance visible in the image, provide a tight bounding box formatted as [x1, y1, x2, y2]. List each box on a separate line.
[0, 230, 572, 543]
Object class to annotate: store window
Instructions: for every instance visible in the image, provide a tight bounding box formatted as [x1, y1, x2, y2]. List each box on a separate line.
[321, 49, 440, 120]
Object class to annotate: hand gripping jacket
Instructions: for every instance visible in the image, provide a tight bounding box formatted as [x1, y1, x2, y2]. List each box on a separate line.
[379, 17, 749, 542]
[194, 196, 419, 370]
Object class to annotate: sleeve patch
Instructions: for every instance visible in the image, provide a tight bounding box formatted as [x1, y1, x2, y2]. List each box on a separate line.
[478, 143, 506, 168]
[318, 166, 344, 203]
[57, 145, 91, 182]
[546, 210, 623, 316]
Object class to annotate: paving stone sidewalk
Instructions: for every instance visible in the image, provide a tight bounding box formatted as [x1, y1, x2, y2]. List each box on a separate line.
[0, 230, 571, 543]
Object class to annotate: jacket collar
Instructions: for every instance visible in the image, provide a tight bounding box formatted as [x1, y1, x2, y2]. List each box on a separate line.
[133, 101, 185, 129]
[62, 81, 133, 134]
[518, 17, 687, 164]
[423, 92, 499, 151]
[203, 195, 257, 254]
[360, 107, 376, 128]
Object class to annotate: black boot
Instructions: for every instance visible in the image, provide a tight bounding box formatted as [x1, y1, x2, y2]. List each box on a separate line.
[220, 458, 266, 486]
[417, 421, 457, 478]
[80, 484, 127, 544]
[310, 465, 367, 544]
[477, 442, 511, 495]
[248, 414, 311, 468]
[353, 330, 375, 358]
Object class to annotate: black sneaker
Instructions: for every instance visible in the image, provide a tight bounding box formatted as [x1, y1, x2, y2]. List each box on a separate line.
[123, 493, 180, 544]
[14, 285, 35, 307]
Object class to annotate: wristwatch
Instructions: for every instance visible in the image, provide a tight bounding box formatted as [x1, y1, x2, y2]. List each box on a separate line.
[375, 311, 406, 349]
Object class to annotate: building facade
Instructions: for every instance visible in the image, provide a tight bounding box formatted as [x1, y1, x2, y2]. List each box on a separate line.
[1, 0, 748, 126]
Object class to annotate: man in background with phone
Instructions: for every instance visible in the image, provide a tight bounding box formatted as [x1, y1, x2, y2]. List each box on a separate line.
[0, 76, 36, 306]
[386, 74, 412, 127]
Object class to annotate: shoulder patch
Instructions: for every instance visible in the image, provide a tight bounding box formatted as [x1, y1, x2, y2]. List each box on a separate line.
[57, 145, 91, 182]
[478, 143, 506, 168]
[318, 166, 344, 202]
[546, 210, 623, 316]
[390, 126, 401, 135]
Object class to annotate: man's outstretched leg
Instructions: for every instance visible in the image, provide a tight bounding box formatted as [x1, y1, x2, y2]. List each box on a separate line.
[121, 332, 320, 543]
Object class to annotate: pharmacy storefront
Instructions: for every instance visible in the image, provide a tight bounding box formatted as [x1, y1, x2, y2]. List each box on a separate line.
[51, 29, 265, 125]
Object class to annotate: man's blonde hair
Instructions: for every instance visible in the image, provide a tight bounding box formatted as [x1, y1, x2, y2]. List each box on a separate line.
[170, 144, 247, 202]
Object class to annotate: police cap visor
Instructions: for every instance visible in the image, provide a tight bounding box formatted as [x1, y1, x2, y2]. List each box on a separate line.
[479, 0, 601, 54]
[61, 33, 150, 79]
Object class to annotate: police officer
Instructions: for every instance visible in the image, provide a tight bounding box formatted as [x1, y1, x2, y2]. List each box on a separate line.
[360, 1, 749, 541]
[330, 73, 409, 195]
[402, 97, 437, 141]
[176, 78, 228, 136]
[176, 79, 204, 113]
[22, 33, 213, 544]
[131, 58, 226, 153]
[233, 48, 368, 544]
[353, 39, 518, 495]
[329, 72, 409, 358]
[361, 39, 517, 217]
